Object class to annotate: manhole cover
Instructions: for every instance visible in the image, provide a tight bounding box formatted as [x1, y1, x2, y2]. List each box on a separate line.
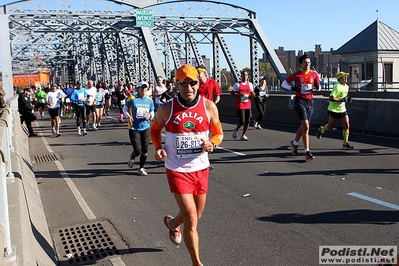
[52, 220, 128, 265]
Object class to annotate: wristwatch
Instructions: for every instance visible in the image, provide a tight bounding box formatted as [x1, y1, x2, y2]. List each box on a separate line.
[211, 142, 217, 149]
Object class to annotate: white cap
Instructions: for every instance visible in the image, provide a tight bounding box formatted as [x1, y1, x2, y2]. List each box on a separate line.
[136, 81, 148, 88]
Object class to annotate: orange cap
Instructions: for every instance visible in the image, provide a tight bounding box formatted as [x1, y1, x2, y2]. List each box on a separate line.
[176, 64, 198, 82]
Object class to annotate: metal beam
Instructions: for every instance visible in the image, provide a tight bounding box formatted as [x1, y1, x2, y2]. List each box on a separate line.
[140, 27, 165, 79]
[250, 17, 288, 82]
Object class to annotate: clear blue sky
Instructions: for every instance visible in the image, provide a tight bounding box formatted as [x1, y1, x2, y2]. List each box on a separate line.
[228, 0, 399, 52]
[219, 0, 399, 69]
[2, 0, 399, 71]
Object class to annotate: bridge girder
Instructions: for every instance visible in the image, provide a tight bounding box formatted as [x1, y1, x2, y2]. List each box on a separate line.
[1, 0, 287, 87]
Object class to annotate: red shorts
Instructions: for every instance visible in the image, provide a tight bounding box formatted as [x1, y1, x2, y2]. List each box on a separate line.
[166, 168, 210, 195]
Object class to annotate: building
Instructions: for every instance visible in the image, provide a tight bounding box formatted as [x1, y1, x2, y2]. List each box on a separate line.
[13, 69, 50, 89]
[334, 19, 399, 90]
[270, 19, 399, 90]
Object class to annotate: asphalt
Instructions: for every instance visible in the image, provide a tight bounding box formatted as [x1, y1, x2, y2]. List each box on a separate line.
[9, 108, 399, 265]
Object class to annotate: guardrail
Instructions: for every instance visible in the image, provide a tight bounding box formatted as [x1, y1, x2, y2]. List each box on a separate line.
[218, 92, 399, 138]
[0, 97, 17, 265]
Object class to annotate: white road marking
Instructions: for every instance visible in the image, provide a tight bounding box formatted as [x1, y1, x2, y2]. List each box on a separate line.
[41, 136, 96, 220]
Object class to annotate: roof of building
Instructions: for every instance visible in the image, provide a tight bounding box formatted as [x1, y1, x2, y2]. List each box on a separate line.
[334, 19, 399, 54]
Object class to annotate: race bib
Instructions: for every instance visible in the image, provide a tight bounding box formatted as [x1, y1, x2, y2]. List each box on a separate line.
[136, 107, 147, 119]
[38, 98, 46, 104]
[120, 100, 125, 105]
[65, 98, 71, 103]
[87, 97, 94, 104]
[176, 135, 203, 158]
[240, 94, 249, 102]
[301, 84, 313, 94]
[259, 91, 266, 97]
[78, 93, 85, 101]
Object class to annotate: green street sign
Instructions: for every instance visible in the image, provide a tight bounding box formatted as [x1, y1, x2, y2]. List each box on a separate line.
[136, 9, 153, 28]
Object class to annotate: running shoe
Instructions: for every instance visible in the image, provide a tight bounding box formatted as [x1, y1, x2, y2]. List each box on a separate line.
[56, 132, 61, 137]
[128, 158, 134, 168]
[52, 127, 56, 135]
[290, 140, 298, 155]
[77, 127, 82, 135]
[83, 129, 88, 135]
[254, 122, 258, 128]
[240, 135, 249, 141]
[305, 151, 315, 161]
[93, 125, 98, 131]
[316, 126, 324, 139]
[138, 168, 148, 176]
[342, 143, 354, 150]
[257, 124, 263, 130]
[232, 129, 238, 139]
[163, 215, 182, 245]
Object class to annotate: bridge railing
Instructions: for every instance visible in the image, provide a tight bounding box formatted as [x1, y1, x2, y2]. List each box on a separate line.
[0, 96, 17, 265]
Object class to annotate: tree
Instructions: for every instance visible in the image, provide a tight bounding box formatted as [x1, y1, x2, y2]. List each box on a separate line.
[259, 62, 277, 80]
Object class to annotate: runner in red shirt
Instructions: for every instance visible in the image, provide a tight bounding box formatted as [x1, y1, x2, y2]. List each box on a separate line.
[281, 54, 321, 161]
[230, 70, 255, 141]
[150, 64, 223, 266]
[196, 65, 221, 104]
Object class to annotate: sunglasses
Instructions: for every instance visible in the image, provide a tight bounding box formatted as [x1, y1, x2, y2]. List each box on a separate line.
[178, 80, 198, 87]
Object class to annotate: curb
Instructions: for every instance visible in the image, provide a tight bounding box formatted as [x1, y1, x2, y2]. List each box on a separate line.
[8, 114, 57, 265]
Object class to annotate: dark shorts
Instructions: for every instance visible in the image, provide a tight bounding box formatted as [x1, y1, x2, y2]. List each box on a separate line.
[294, 97, 314, 121]
[48, 107, 60, 119]
[96, 104, 104, 109]
[236, 109, 252, 125]
[328, 111, 348, 119]
[35, 102, 46, 109]
[85, 105, 96, 114]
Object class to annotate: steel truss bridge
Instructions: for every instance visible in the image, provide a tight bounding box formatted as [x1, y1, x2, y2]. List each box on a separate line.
[1, 0, 287, 88]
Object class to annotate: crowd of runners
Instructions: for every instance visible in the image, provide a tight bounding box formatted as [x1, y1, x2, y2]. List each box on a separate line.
[15, 62, 360, 266]
[16, 77, 178, 135]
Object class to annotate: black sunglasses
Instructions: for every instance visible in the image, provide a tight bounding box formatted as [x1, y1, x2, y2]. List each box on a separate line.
[178, 80, 198, 87]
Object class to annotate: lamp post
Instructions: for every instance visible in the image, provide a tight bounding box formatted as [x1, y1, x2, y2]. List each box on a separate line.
[325, 64, 332, 89]
[221, 72, 227, 88]
[325, 64, 329, 89]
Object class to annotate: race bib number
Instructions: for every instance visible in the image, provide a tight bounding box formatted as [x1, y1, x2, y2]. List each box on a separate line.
[240, 94, 249, 102]
[136, 107, 147, 119]
[301, 84, 313, 94]
[176, 135, 203, 158]
[78, 93, 85, 101]
[38, 98, 46, 104]
[120, 100, 125, 105]
[259, 91, 266, 97]
[87, 97, 94, 104]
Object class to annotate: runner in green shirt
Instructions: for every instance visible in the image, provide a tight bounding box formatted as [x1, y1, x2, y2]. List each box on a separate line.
[35, 86, 47, 119]
[316, 72, 354, 150]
